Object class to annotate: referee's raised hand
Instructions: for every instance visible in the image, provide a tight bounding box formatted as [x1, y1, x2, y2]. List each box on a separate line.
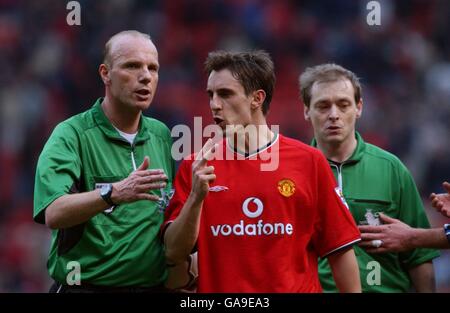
[112, 156, 168, 203]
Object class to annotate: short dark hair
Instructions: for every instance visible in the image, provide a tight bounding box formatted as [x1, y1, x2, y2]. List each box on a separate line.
[204, 50, 276, 115]
[299, 63, 362, 107]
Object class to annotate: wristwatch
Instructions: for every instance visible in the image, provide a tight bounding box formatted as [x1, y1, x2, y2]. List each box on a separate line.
[100, 183, 116, 206]
[444, 224, 450, 244]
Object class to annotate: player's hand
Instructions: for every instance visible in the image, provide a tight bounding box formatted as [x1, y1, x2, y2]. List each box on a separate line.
[111, 156, 168, 203]
[430, 181, 450, 218]
[358, 213, 414, 253]
[190, 139, 217, 203]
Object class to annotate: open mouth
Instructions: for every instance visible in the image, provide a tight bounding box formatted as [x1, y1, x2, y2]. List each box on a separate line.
[135, 89, 151, 97]
[214, 117, 224, 125]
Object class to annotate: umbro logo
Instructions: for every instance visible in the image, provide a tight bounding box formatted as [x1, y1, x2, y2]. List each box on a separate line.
[209, 186, 229, 192]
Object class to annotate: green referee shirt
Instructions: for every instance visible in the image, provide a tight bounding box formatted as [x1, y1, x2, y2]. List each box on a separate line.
[313, 132, 440, 292]
[34, 98, 175, 287]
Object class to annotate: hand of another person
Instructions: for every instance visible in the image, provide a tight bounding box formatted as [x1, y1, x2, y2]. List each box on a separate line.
[430, 181, 450, 218]
[358, 213, 414, 253]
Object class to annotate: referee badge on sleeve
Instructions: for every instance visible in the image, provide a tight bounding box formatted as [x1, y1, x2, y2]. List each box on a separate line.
[334, 187, 349, 209]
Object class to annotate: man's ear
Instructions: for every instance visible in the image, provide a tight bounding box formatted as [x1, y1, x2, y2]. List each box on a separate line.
[99, 64, 111, 85]
[356, 99, 363, 119]
[250, 89, 266, 111]
[304, 105, 310, 121]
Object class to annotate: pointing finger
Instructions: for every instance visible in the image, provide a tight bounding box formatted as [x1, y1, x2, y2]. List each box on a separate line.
[195, 139, 214, 161]
[197, 143, 218, 167]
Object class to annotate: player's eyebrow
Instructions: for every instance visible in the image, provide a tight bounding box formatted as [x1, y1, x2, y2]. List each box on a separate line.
[218, 88, 234, 95]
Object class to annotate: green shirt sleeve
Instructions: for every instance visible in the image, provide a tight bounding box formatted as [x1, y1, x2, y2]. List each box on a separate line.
[396, 162, 440, 267]
[33, 121, 82, 224]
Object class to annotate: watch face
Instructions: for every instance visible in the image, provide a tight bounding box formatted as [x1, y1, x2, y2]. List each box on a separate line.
[100, 184, 110, 196]
[95, 183, 115, 213]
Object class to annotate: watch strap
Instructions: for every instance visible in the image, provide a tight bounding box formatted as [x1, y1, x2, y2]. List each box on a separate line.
[444, 224, 450, 244]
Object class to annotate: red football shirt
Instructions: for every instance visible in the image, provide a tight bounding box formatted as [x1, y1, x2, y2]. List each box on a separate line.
[164, 134, 360, 292]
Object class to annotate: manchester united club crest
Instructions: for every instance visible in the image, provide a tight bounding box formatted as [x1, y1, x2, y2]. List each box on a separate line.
[278, 179, 296, 197]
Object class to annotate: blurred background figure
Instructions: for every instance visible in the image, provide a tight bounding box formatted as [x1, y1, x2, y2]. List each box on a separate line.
[0, 0, 449, 292]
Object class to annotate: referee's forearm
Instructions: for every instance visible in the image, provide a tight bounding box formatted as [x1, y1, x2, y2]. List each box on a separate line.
[45, 191, 109, 229]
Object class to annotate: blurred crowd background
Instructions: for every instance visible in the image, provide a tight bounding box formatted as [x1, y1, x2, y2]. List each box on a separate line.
[0, 0, 449, 292]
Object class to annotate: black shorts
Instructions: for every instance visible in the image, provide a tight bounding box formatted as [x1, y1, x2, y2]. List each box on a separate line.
[49, 281, 172, 293]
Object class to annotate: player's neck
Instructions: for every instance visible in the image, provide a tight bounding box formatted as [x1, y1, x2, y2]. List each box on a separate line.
[230, 123, 274, 155]
[102, 97, 141, 134]
[317, 134, 357, 163]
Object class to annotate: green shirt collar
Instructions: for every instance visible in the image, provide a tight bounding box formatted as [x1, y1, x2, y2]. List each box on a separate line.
[92, 98, 151, 145]
[310, 131, 366, 163]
